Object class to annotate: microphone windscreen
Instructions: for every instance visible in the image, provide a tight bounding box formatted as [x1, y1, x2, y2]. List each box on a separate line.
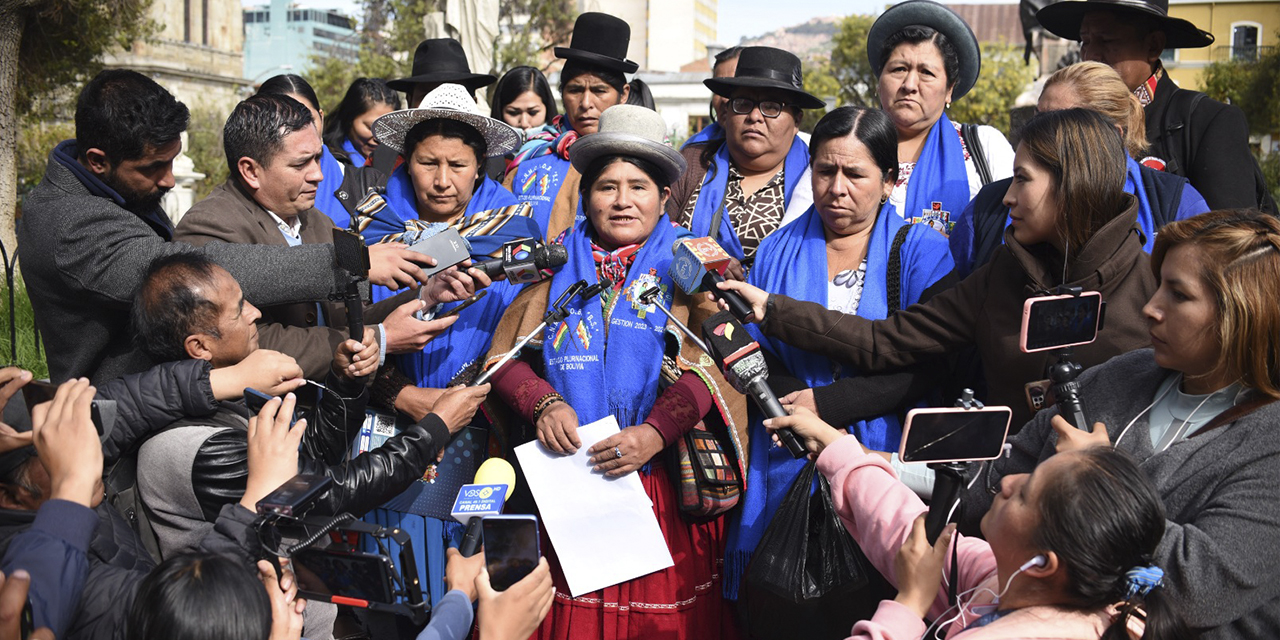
[700, 311, 758, 369]
[474, 457, 517, 496]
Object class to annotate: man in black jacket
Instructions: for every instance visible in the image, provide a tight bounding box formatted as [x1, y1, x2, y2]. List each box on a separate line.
[1035, 0, 1276, 212]
[18, 69, 443, 385]
[128, 253, 489, 558]
[0, 358, 297, 640]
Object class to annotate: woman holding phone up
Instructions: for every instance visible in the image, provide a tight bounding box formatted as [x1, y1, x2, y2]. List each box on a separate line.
[717, 108, 1155, 431]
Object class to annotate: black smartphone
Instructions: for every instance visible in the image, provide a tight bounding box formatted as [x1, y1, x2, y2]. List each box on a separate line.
[406, 228, 472, 279]
[21, 380, 114, 436]
[482, 515, 540, 591]
[437, 290, 489, 320]
[293, 547, 397, 606]
[898, 406, 1013, 464]
[243, 387, 275, 416]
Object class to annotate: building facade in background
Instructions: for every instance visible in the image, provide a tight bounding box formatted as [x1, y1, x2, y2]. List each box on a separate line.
[243, 0, 360, 82]
[1163, 0, 1280, 89]
[104, 0, 247, 110]
[578, 0, 717, 72]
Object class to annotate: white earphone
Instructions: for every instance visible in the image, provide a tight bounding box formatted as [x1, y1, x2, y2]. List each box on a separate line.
[1020, 555, 1048, 572]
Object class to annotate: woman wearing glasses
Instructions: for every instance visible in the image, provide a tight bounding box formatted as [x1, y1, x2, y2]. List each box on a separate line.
[868, 0, 1014, 236]
[669, 46, 825, 272]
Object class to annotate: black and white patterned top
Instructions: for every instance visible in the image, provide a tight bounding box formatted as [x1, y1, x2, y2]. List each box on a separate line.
[678, 165, 786, 268]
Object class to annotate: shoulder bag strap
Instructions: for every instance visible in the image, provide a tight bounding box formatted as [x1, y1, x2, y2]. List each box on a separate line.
[886, 224, 913, 314]
[961, 124, 994, 186]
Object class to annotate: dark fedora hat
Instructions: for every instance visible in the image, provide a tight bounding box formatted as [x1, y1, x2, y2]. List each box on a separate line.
[1036, 0, 1213, 49]
[867, 0, 981, 100]
[703, 46, 826, 110]
[388, 38, 497, 93]
[554, 13, 640, 74]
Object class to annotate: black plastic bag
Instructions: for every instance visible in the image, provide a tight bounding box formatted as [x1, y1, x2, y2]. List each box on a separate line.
[743, 460, 892, 639]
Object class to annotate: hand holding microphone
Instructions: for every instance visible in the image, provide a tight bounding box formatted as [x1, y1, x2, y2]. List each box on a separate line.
[701, 312, 807, 458]
[473, 239, 568, 283]
[668, 238, 758, 323]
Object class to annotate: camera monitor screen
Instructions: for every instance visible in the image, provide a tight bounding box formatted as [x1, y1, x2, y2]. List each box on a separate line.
[293, 548, 396, 605]
[1020, 292, 1102, 353]
[899, 407, 1013, 464]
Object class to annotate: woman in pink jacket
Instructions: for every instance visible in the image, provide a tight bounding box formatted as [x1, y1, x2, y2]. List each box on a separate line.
[766, 409, 1191, 640]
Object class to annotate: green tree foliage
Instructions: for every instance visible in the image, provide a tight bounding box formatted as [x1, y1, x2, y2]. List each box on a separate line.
[496, 0, 574, 71]
[186, 103, 230, 200]
[1200, 38, 1279, 136]
[947, 41, 1035, 137]
[16, 118, 73, 198]
[13, 0, 156, 117]
[829, 14, 878, 108]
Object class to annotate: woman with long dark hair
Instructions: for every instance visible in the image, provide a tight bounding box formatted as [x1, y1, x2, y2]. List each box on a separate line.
[322, 77, 401, 168]
[961, 208, 1280, 637]
[490, 66, 557, 133]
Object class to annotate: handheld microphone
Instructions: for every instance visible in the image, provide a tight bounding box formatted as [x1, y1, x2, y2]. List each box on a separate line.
[474, 239, 568, 283]
[669, 238, 754, 322]
[700, 311, 807, 458]
[331, 229, 371, 341]
[454, 458, 517, 557]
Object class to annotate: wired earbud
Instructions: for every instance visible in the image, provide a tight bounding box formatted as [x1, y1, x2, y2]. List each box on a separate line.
[1020, 555, 1048, 572]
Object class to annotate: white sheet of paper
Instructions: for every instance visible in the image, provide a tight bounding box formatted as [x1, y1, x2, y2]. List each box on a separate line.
[514, 416, 674, 596]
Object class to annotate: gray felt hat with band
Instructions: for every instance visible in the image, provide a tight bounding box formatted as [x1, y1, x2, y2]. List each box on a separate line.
[867, 0, 982, 101]
[570, 105, 686, 185]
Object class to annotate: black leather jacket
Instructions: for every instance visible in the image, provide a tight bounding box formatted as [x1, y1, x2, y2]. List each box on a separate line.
[181, 371, 450, 520]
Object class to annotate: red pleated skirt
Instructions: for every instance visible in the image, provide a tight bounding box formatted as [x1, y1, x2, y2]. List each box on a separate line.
[532, 458, 741, 640]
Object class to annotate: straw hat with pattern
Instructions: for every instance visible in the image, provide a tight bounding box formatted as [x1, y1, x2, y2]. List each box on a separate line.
[372, 83, 522, 158]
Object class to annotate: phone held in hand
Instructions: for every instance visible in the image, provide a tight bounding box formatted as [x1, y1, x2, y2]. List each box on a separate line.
[482, 514, 541, 591]
[898, 406, 1013, 464]
[21, 380, 115, 437]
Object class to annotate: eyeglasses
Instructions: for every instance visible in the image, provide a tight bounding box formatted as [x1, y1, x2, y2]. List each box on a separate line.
[729, 97, 787, 118]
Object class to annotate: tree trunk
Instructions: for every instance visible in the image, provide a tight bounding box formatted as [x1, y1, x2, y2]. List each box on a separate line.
[0, 3, 29, 258]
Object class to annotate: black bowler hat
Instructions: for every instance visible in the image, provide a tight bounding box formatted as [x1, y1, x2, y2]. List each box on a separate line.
[388, 38, 497, 93]
[703, 46, 826, 110]
[1036, 0, 1213, 49]
[554, 13, 639, 74]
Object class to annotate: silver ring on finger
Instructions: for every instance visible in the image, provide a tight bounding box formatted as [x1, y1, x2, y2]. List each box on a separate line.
[614, 446, 623, 459]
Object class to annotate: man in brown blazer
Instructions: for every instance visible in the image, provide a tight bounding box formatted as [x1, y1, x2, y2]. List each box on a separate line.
[176, 94, 484, 379]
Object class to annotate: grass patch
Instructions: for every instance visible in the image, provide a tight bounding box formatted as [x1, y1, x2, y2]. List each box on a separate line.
[0, 275, 50, 380]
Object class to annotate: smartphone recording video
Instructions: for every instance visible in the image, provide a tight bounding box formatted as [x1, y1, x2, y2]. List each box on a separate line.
[898, 406, 1013, 464]
[482, 515, 540, 591]
[1019, 292, 1103, 353]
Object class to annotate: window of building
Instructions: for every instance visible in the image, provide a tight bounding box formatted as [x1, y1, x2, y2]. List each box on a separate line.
[1231, 22, 1260, 60]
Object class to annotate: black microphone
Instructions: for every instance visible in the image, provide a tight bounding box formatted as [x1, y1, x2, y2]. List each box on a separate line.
[331, 229, 371, 341]
[700, 311, 807, 458]
[474, 239, 568, 283]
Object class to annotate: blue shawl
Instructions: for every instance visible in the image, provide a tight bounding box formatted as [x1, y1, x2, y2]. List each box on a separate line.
[682, 122, 724, 150]
[510, 153, 576, 234]
[359, 166, 518, 244]
[901, 113, 970, 235]
[314, 145, 351, 230]
[542, 217, 680, 432]
[687, 136, 809, 261]
[723, 204, 954, 599]
[342, 138, 367, 167]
